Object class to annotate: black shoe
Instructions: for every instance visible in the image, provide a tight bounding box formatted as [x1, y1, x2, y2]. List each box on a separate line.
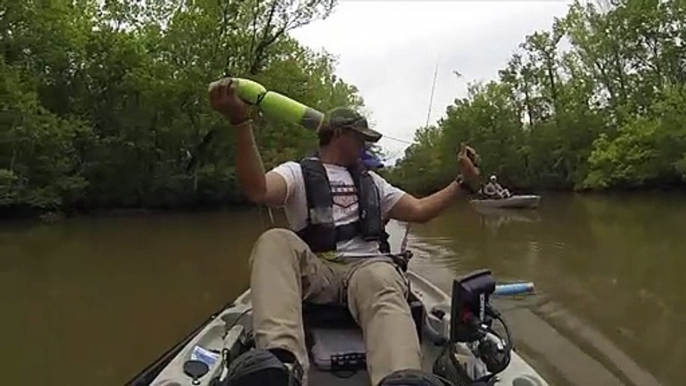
[378, 369, 454, 386]
[222, 348, 303, 386]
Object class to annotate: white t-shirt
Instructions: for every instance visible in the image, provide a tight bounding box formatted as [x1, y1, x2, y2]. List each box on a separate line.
[271, 161, 407, 256]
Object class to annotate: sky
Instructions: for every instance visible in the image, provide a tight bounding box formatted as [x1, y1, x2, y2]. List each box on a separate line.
[290, 0, 574, 163]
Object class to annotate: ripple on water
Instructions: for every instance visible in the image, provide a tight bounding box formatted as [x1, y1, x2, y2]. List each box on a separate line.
[393, 197, 674, 386]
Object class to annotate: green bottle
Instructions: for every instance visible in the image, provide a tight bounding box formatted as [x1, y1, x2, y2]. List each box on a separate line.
[209, 78, 324, 131]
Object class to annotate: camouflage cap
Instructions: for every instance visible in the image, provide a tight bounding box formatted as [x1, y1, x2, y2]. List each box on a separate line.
[322, 107, 382, 143]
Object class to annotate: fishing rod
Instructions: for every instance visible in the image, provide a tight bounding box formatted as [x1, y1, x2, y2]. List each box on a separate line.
[396, 59, 441, 256]
[425, 59, 439, 128]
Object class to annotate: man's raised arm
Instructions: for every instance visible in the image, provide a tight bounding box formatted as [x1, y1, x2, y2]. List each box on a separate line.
[209, 79, 287, 207]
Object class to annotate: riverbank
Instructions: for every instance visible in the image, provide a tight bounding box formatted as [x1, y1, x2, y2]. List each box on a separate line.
[0, 202, 259, 223]
[381, 181, 686, 200]
[4, 186, 686, 224]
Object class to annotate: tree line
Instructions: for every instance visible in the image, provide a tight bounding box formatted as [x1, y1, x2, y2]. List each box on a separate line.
[385, 0, 686, 195]
[1, 0, 363, 216]
[3, 0, 685, 218]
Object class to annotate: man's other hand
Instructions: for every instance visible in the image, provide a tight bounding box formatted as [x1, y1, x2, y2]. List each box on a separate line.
[458, 143, 480, 188]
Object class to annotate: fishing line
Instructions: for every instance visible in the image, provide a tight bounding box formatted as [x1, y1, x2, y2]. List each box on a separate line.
[381, 134, 414, 145]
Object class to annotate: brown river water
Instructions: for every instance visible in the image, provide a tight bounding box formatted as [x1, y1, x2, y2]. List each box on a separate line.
[1, 193, 685, 385]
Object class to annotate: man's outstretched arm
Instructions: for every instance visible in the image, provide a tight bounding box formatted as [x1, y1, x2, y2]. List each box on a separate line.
[388, 181, 466, 224]
[387, 144, 480, 224]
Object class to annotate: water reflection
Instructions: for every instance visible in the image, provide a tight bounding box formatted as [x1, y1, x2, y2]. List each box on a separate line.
[407, 194, 686, 385]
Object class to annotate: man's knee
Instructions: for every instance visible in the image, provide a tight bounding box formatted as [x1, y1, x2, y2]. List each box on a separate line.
[378, 370, 447, 386]
[350, 262, 407, 297]
[256, 228, 301, 245]
[250, 228, 304, 267]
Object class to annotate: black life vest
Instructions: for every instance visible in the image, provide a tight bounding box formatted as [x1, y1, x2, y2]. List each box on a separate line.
[296, 157, 389, 254]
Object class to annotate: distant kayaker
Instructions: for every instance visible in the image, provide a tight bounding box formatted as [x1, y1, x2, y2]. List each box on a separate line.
[483, 175, 511, 199]
[209, 79, 481, 386]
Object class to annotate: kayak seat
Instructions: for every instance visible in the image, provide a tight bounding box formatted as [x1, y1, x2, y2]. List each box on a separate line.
[302, 291, 424, 333]
[301, 292, 425, 373]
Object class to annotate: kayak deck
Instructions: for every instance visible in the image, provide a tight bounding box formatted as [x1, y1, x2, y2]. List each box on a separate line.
[136, 271, 548, 386]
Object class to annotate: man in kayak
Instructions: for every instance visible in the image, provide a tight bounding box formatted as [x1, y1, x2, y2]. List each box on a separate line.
[482, 175, 511, 199]
[209, 80, 481, 386]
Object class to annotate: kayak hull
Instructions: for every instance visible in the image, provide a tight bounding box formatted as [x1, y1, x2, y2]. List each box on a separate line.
[471, 195, 541, 209]
[129, 271, 549, 386]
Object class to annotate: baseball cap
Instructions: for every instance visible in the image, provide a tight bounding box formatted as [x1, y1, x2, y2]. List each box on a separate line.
[322, 107, 382, 143]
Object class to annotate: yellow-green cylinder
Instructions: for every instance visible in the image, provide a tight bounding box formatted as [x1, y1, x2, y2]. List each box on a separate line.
[209, 77, 325, 131]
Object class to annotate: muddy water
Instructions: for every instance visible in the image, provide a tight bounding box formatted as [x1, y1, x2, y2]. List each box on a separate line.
[1, 193, 684, 385]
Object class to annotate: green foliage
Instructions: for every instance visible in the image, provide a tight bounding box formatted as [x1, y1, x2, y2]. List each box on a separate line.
[1, 0, 361, 213]
[388, 0, 686, 193]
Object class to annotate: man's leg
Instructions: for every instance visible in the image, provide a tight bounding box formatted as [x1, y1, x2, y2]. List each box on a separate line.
[249, 228, 339, 378]
[346, 261, 422, 386]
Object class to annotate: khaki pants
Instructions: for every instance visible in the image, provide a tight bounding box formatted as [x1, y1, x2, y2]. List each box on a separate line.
[249, 228, 422, 386]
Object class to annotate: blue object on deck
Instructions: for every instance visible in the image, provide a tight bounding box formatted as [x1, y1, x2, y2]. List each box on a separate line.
[494, 282, 535, 296]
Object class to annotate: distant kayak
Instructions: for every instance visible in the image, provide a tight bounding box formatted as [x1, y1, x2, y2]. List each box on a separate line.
[470, 195, 541, 209]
